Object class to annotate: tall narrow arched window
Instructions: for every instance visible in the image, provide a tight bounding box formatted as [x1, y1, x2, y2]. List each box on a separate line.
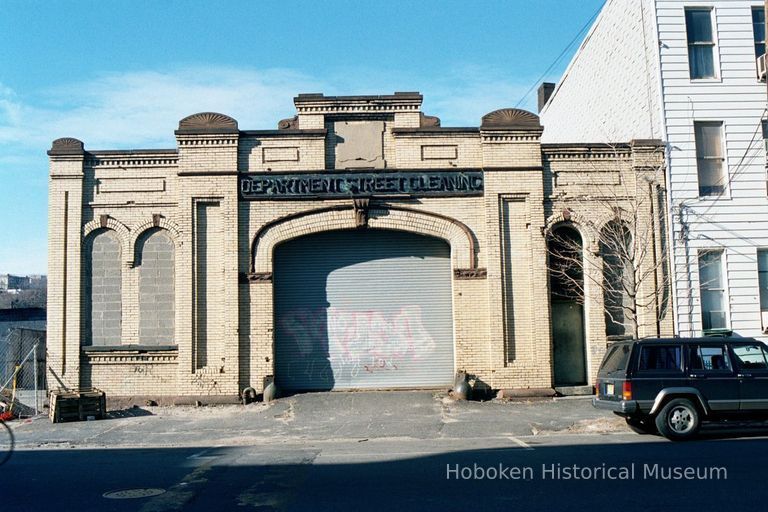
[600, 221, 634, 338]
[84, 229, 122, 346]
[548, 225, 584, 301]
[136, 228, 175, 345]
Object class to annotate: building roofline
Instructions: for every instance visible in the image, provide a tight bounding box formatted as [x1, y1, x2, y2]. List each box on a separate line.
[85, 149, 178, 156]
[294, 92, 422, 102]
[539, 0, 612, 116]
[391, 127, 480, 134]
[239, 129, 327, 137]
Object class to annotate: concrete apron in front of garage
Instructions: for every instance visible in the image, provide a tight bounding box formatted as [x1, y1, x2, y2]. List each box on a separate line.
[8, 391, 623, 450]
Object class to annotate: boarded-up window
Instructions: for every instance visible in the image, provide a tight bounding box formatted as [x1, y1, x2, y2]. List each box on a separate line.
[137, 229, 175, 345]
[84, 229, 122, 346]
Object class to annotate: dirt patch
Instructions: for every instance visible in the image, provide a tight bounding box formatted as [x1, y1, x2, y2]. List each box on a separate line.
[136, 402, 274, 418]
[533, 415, 626, 435]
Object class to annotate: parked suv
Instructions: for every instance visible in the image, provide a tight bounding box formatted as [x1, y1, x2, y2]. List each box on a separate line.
[593, 337, 768, 440]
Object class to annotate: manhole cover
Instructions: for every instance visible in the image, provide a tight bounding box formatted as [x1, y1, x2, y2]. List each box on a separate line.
[103, 488, 166, 499]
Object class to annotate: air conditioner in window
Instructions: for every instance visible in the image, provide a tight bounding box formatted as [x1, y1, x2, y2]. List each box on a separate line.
[758, 54, 767, 82]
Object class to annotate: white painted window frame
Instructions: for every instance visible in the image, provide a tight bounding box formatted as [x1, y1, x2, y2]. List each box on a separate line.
[753, 5, 767, 80]
[693, 119, 730, 199]
[684, 5, 722, 82]
[697, 247, 730, 333]
[756, 248, 768, 333]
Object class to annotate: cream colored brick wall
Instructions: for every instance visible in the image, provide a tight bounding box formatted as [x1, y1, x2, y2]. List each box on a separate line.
[48, 97, 669, 400]
[542, 142, 671, 383]
[239, 135, 325, 172]
[81, 352, 179, 396]
[48, 154, 85, 391]
[175, 134, 240, 396]
[394, 132, 482, 169]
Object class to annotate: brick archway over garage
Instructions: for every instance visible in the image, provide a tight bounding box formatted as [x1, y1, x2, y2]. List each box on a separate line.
[250, 205, 477, 274]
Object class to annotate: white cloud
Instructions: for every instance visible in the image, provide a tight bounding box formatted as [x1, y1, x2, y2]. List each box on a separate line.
[1, 67, 331, 150]
[0, 64, 536, 151]
[0, 64, 536, 274]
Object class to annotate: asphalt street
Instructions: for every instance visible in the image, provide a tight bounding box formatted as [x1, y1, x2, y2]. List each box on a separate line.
[2, 392, 768, 511]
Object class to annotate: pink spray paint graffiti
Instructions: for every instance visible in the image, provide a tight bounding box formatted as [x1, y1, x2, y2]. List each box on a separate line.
[279, 305, 437, 382]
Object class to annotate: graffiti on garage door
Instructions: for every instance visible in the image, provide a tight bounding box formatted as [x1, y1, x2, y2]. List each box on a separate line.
[278, 305, 437, 378]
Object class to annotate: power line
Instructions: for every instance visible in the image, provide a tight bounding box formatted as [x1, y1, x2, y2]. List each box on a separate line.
[514, 0, 606, 109]
[689, 109, 767, 221]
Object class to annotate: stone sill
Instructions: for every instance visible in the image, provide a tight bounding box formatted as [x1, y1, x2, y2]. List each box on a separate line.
[82, 345, 177, 352]
[82, 345, 178, 365]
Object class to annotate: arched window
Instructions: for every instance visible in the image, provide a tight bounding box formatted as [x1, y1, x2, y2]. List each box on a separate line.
[136, 228, 175, 345]
[84, 229, 122, 346]
[548, 225, 584, 301]
[600, 221, 634, 337]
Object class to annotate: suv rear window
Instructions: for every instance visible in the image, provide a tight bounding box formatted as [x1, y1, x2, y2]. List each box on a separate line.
[600, 344, 631, 373]
[638, 345, 682, 372]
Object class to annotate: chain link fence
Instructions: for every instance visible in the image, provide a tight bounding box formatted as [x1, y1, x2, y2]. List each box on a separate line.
[0, 328, 46, 417]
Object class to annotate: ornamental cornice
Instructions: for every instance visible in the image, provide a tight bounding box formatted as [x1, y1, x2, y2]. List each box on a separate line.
[544, 150, 632, 160]
[86, 155, 179, 168]
[293, 93, 422, 115]
[296, 102, 421, 114]
[481, 133, 542, 143]
[83, 350, 179, 365]
[177, 136, 238, 147]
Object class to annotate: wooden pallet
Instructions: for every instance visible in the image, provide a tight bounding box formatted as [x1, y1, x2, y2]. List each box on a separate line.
[49, 388, 107, 423]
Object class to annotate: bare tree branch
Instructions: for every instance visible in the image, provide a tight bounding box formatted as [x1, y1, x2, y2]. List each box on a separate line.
[546, 144, 670, 340]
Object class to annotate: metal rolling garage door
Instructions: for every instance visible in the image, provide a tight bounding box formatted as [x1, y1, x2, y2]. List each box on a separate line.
[274, 229, 454, 390]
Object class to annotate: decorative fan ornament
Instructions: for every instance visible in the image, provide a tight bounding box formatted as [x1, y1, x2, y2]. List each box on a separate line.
[481, 108, 541, 129]
[49, 137, 84, 154]
[177, 112, 238, 131]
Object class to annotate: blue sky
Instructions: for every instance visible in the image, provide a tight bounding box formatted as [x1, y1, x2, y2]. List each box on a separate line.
[0, 0, 603, 274]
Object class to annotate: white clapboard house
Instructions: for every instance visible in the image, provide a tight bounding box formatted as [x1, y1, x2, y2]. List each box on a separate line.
[540, 0, 767, 339]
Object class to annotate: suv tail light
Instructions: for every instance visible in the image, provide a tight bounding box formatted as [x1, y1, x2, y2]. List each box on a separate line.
[622, 381, 632, 401]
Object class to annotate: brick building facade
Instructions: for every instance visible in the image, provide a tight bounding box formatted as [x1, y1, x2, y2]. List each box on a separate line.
[47, 92, 671, 402]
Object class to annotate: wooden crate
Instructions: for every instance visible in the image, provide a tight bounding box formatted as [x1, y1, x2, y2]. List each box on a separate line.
[49, 388, 107, 423]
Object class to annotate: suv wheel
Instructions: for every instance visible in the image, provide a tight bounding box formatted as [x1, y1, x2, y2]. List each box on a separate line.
[626, 416, 656, 435]
[655, 398, 700, 441]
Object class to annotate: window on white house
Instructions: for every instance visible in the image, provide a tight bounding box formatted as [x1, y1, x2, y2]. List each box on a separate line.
[685, 8, 717, 79]
[758, 250, 768, 331]
[699, 250, 727, 331]
[754, 7, 766, 58]
[694, 121, 726, 196]
[763, 120, 767, 184]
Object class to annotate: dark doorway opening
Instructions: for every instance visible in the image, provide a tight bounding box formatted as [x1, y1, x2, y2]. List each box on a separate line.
[548, 225, 587, 386]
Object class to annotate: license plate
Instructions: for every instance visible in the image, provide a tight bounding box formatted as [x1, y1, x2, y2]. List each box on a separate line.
[605, 383, 615, 395]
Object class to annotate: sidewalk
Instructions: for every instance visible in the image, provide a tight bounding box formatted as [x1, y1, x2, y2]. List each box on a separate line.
[7, 391, 624, 450]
